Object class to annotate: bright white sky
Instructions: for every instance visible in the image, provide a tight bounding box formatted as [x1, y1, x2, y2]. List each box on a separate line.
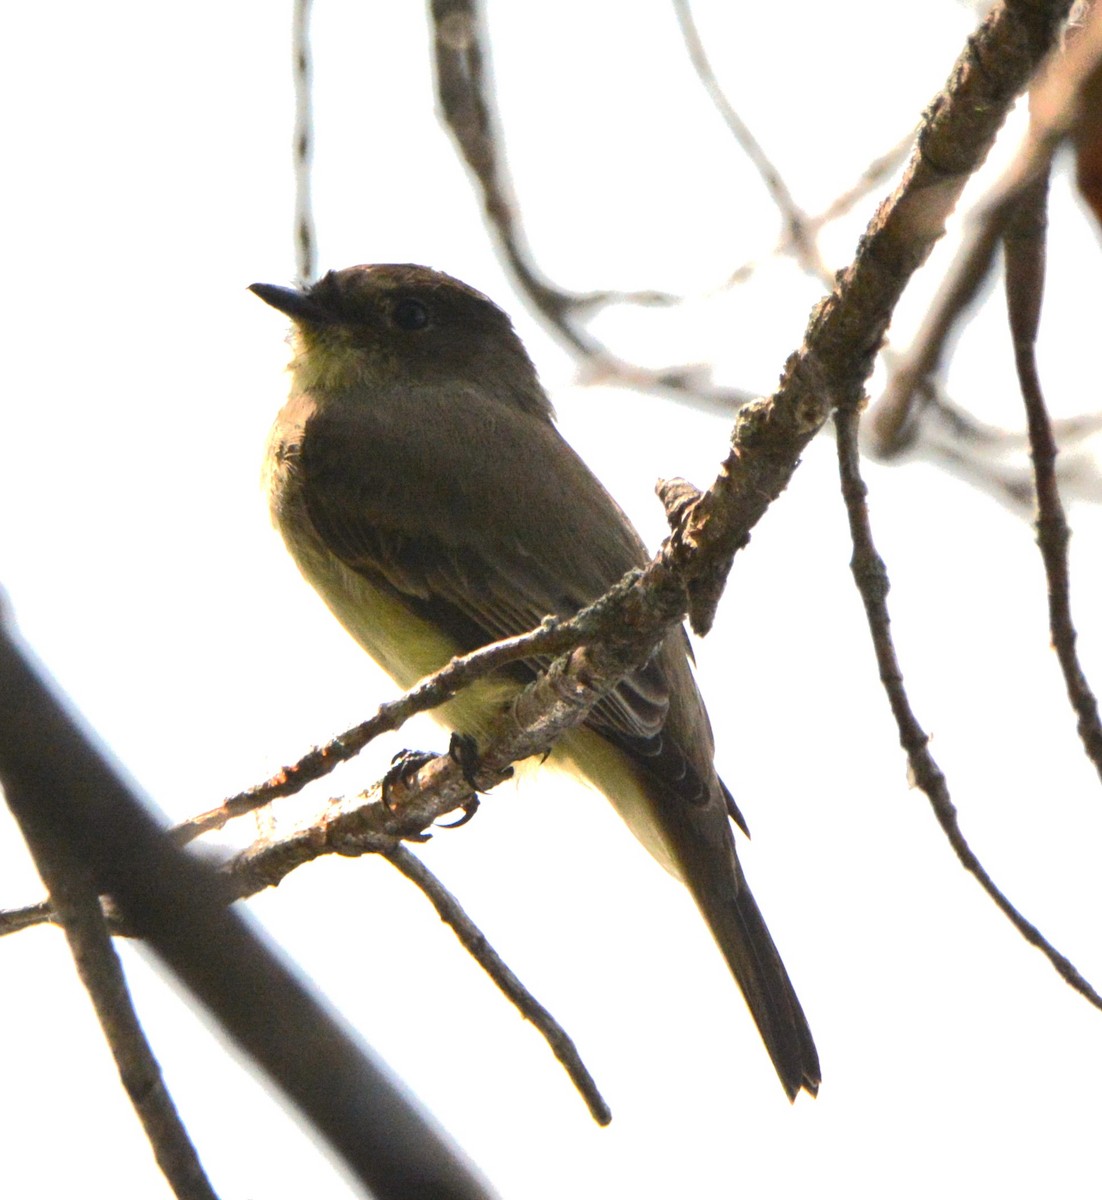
[2, 3, 1101, 1198]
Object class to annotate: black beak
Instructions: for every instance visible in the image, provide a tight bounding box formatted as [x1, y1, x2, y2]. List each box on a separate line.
[249, 282, 333, 325]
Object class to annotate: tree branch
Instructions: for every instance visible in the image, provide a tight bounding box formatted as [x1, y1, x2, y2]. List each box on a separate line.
[430, 0, 754, 414]
[18, 823, 220, 1200]
[1004, 169, 1102, 779]
[0, 613, 497, 1200]
[834, 401, 1102, 1009]
[870, 1, 1102, 456]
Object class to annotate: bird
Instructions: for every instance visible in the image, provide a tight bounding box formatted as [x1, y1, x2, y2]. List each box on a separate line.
[251, 263, 820, 1099]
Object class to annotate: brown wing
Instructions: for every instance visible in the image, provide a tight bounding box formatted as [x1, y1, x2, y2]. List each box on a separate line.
[298, 382, 686, 751]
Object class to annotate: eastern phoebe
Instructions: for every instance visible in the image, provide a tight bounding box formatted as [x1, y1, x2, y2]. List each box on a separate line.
[252, 264, 819, 1099]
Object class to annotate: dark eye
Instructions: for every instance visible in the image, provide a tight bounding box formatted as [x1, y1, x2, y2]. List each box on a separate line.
[391, 297, 430, 331]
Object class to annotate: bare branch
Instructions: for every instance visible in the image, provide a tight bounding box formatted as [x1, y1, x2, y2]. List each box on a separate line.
[0, 898, 52, 936]
[7, 772, 614, 1126]
[665, 1, 1101, 994]
[885, 384, 1102, 510]
[6, 2, 1086, 1116]
[661, 0, 1078, 636]
[721, 125, 919, 294]
[292, 0, 316, 284]
[384, 846, 612, 1126]
[26, 840, 220, 1200]
[870, 1, 1102, 456]
[429, 0, 752, 413]
[671, 0, 824, 278]
[169, 0, 1085, 972]
[1004, 170, 1102, 779]
[834, 402, 1102, 1010]
[671, 0, 912, 298]
[222, 801, 613, 1121]
[812, 128, 918, 229]
[220, 0, 1102, 1010]
[0, 616, 498, 1200]
[173, 592, 639, 844]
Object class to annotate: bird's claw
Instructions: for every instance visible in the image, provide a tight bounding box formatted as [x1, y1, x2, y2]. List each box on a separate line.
[382, 748, 437, 815]
[437, 795, 481, 828]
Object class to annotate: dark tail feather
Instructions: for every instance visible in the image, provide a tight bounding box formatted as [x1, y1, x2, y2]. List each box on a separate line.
[694, 866, 820, 1100]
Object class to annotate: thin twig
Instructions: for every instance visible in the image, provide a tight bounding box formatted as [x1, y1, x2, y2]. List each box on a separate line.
[1004, 171, 1102, 779]
[292, 0, 316, 284]
[812, 128, 918, 229]
[385, 846, 612, 1125]
[919, 435, 1038, 509]
[25, 835, 219, 1200]
[924, 389, 1102, 450]
[834, 401, 1102, 1009]
[868, 207, 1011, 456]
[886, 384, 1102, 511]
[0, 898, 51, 936]
[429, 0, 752, 414]
[671, 0, 824, 277]
[721, 126, 918, 293]
[227, 812, 613, 1122]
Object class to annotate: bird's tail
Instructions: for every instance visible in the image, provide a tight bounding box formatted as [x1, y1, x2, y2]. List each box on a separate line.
[689, 861, 820, 1101]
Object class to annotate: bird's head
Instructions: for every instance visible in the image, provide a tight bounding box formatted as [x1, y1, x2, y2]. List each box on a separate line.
[250, 264, 550, 418]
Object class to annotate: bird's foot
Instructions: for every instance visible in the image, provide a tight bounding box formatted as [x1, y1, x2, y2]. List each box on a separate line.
[381, 749, 437, 839]
[435, 733, 512, 827]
